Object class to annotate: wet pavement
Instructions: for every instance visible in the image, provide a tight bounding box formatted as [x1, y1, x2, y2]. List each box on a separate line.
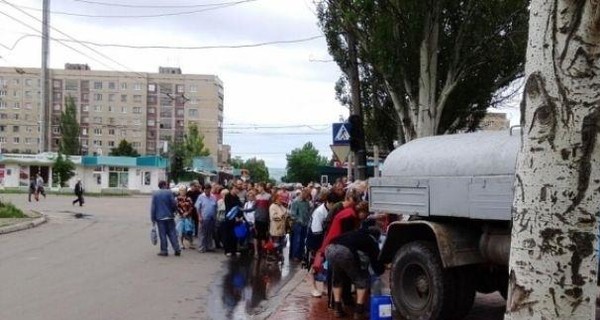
[208, 241, 300, 320]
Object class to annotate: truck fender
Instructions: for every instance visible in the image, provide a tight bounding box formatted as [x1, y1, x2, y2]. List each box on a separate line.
[380, 220, 484, 268]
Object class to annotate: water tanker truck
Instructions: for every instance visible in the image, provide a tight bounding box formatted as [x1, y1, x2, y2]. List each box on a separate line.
[369, 130, 519, 320]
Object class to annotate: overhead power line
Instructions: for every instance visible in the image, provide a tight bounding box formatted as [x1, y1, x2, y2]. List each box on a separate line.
[18, 0, 256, 18]
[72, 0, 254, 9]
[0, 0, 146, 78]
[0, 33, 324, 51]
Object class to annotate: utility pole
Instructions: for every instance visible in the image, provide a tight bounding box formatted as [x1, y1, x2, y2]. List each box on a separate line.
[40, 0, 50, 152]
[346, 31, 366, 180]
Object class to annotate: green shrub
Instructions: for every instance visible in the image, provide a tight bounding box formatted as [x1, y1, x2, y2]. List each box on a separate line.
[0, 201, 26, 218]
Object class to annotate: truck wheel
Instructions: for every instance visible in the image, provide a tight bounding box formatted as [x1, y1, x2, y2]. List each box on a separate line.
[449, 267, 476, 319]
[390, 241, 454, 320]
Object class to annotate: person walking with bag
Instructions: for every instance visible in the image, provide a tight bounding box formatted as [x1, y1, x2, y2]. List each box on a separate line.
[72, 179, 84, 206]
[151, 180, 181, 257]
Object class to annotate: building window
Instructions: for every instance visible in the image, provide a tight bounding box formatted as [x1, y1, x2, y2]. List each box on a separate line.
[93, 117, 102, 124]
[94, 105, 102, 112]
[0, 101, 5, 109]
[189, 85, 197, 92]
[142, 171, 151, 186]
[25, 102, 32, 110]
[148, 83, 156, 92]
[132, 142, 141, 148]
[133, 95, 142, 103]
[108, 167, 129, 188]
[121, 106, 127, 113]
[53, 104, 61, 111]
[133, 83, 142, 91]
[190, 98, 199, 105]
[108, 82, 116, 90]
[25, 78, 32, 86]
[52, 127, 60, 134]
[176, 84, 184, 93]
[120, 129, 126, 136]
[133, 107, 141, 114]
[13, 125, 19, 132]
[24, 91, 32, 98]
[94, 93, 102, 101]
[108, 94, 115, 102]
[147, 120, 155, 126]
[82, 116, 89, 123]
[94, 81, 102, 89]
[108, 129, 115, 135]
[176, 109, 184, 117]
[13, 137, 19, 144]
[121, 94, 127, 102]
[120, 82, 127, 90]
[148, 107, 155, 114]
[82, 105, 89, 112]
[108, 140, 115, 147]
[53, 92, 62, 100]
[65, 80, 78, 91]
[0, 90, 5, 97]
[0, 137, 5, 143]
[0, 113, 7, 119]
[82, 93, 89, 101]
[53, 80, 61, 89]
[13, 102, 20, 109]
[26, 126, 33, 133]
[0, 125, 4, 132]
[93, 128, 102, 135]
[133, 119, 141, 125]
[82, 128, 88, 135]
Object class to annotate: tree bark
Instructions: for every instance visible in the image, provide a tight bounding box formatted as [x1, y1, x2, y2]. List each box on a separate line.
[416, 0, 440, 138]
[506, 1, 600, 319]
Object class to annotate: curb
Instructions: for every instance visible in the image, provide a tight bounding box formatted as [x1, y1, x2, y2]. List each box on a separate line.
[253, 266, 309, 320]
[0, 211, 48, 235]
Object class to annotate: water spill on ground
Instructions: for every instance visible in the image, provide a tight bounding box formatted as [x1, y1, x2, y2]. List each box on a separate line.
[208, 240, 299, 320]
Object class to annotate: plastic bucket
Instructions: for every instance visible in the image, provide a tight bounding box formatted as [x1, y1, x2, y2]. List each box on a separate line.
[370, 294, 393, 320]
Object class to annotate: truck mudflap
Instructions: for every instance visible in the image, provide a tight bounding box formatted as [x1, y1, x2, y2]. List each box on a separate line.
[380, 220, 484, 268]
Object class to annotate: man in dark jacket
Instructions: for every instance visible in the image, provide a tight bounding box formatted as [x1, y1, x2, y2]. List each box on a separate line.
[223, 185, 243, 257]
[325, 227, 384, 319]
[72, 179, 84, 206]
[151, 180, 181, 256]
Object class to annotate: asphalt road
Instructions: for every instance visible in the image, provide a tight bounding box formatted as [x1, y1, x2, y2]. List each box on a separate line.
[0, 194, 225, 320]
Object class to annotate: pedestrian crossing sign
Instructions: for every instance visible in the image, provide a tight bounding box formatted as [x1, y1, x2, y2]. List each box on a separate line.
[332, 123, 350, 145]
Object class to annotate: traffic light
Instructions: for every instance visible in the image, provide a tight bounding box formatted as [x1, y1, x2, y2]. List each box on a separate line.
[348, 114, 363, 152]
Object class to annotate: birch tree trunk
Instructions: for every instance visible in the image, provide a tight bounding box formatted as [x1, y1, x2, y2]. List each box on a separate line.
[506, 1, 600, 319]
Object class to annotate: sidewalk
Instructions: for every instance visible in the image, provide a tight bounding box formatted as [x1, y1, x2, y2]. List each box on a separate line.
[267, 268, 508, 320]
[0, 210, 47, 235]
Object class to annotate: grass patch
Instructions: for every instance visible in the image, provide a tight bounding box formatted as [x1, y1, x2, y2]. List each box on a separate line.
[0, 200, 26, 218]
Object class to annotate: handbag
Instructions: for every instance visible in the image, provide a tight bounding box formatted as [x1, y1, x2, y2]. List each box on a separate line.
[226, 206, 239, 220]
[150, 226, 157, 245]
[234, 222, 248, 240]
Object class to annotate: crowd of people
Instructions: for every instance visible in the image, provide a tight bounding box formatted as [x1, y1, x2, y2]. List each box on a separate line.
[149, 176, 389, 319]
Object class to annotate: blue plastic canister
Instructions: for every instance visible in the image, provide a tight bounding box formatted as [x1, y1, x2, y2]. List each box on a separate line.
[370, 294, 393, 320]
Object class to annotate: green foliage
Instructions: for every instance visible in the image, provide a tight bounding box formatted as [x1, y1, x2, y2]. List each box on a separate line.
[183, 123, 210, 167]
[0, 200, 26, 218]
[52, 153, 76, 187]
[169, 142, 186, 184]
[228, 156, 244, 169]
[59, 96, 81, 155]
[285, 142, 328, 185]
[318, 0, 528, 139]
[243, 158, 270, 183]
[109, 139, 140, 157]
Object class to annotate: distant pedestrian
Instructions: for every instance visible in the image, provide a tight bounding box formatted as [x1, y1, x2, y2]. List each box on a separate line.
[195, 184, 218, 253]
[269, 193, 289, 259]
[72, 179, 84, 206]
[150, 180, 181, 257]
[28, 178, 36, 202]
[289, 188, 311, 262]
[187, 181, 202, 238]
[35, 174, 46, 199]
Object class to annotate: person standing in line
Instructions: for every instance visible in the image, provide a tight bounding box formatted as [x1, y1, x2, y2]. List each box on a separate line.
[289, 188, 311, 262]
[253, 182, 272, 256]
[269, 193, 289, 259]
[187, 181, 202, 238]
[72, 179, 84, 206]
[35, 174, 46, 199]
[195, 184, 218, 253]
[223, 185, 243, 256]
[151, 180, 181, 257]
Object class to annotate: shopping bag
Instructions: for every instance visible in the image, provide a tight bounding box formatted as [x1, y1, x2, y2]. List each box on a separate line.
[150, 226, 157, 245]
[234, 222, 248, 240]
[226, 206, 239, 220]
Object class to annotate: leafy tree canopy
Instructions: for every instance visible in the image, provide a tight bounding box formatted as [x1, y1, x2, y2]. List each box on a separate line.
[183, 123, 210, 168]
[285, 142, 328, 185]
[59, 96, 81, 155]
[318, 0, 528, 141]
[109, 140, 140, 157]
[52, 153, 75, 187]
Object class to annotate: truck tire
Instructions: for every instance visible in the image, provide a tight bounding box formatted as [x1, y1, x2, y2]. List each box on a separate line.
[449, 267, 476, 319]
[390, 241, 455, 320]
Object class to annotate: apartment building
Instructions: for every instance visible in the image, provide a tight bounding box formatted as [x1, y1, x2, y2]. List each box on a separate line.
[0, 64, 225, 164]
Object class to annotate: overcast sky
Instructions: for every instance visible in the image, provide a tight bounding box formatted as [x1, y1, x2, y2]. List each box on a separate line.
[0, 0, 519, 170]
[0, 0, 350, 169]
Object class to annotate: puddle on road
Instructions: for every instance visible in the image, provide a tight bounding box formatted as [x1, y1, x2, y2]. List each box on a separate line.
[57, 210, 93, 219]
[208, 240, 298, 320]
